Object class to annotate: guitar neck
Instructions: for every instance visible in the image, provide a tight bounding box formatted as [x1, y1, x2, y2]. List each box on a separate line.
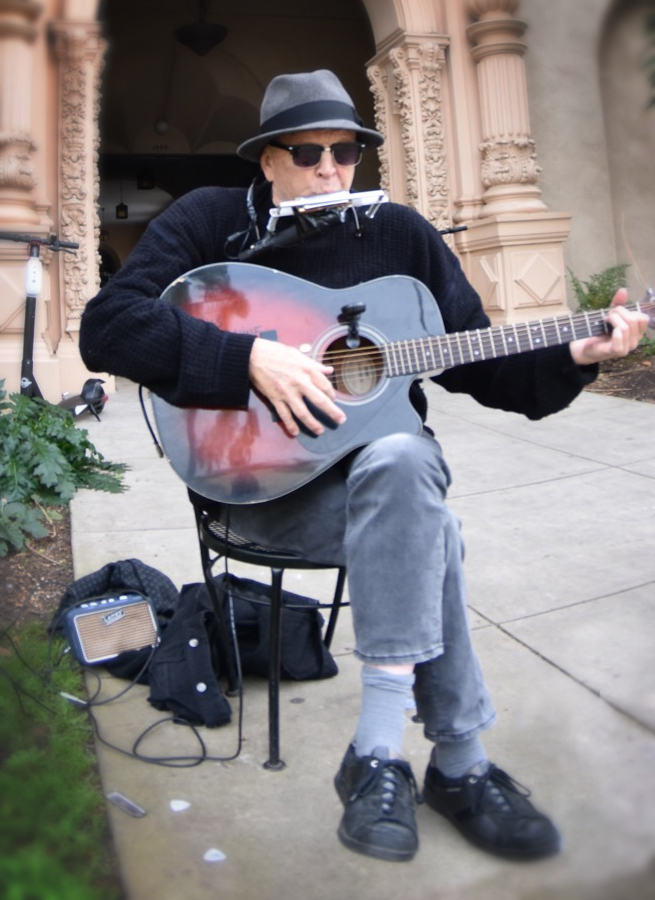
[383, 300, 654, 376]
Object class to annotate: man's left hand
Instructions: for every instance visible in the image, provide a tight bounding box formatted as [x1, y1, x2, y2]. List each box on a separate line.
[569, 288, 650, 366]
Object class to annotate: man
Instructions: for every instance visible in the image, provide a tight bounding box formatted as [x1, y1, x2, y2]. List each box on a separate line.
[79, 70, 648, 863]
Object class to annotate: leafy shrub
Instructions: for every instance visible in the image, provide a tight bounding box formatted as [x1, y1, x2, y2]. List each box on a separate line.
[0, 381, 126, 557]
[568, 264, 630, 311]
[0, 622, 121, 899]
[639, 334, 655, 358]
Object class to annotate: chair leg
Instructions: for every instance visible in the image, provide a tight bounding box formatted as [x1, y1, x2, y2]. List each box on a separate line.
[323, 566, 347, 649]
[201, 558, 239, 695]
[264, 567, 285, 770]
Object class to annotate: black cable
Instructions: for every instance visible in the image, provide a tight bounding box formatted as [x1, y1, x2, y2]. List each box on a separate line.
[86, 707, 209, 768]
[138, 385, 164, 457]
[53, 549, 246, 766]
[82, 645, 157, 707]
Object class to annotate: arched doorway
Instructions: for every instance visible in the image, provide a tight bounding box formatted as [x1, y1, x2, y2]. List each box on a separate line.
[600, 0, 655, 294]
[96, 0, 380, 261]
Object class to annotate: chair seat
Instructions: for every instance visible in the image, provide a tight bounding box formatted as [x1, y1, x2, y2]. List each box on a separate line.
[204, 515, 325, 566]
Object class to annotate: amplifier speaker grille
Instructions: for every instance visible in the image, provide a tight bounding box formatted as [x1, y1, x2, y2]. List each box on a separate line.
[63, 594, 159, 665]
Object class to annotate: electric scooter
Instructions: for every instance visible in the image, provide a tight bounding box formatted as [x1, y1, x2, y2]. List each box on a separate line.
[0, 231, 108, 420]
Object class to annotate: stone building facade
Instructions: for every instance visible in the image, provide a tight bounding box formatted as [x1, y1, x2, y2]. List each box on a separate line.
[1, 0, 652, 401]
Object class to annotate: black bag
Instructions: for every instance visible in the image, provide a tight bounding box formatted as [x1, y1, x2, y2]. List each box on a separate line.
[146, 572, 339, 726]
[212, 572, 338, 681]
[52, 562, 337, 729]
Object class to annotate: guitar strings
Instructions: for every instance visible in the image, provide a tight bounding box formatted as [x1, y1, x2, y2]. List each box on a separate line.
[317, 302, 653, 369]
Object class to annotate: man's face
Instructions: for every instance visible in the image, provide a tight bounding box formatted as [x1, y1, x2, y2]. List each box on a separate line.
[260, 128, 358, 205]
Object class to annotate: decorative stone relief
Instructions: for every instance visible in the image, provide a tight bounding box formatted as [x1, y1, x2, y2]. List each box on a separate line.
[368, 36, 450, 230]
[466, 0, 546, 214]
[0, 136, 37, 189]
[366, 64, 391, 194]
[415, 41, 450, 230]
[389, 45, 419, 208]
[480, 136, 540, 188]
[467, 0, 520, 18]
[0, 0, 41, 198]
[512, 250, 562, 308]
[469, 252, 503, 311]
[51, 22, 104, 324]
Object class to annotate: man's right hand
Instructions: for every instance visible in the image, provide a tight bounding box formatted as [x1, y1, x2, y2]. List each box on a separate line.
[248, 337, 347, 437]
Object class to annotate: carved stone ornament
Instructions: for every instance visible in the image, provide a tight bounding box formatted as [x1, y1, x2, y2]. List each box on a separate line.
[389, 45, 419, 206]
[467, 0, 520, 20]
[480, 136, 541, 187]
[0, 134, 38, 189]
[415, 42, 450, 230]
[380, 38, 450, 229]
[366, 64, 391, 194]
[51, 22, 104, 322]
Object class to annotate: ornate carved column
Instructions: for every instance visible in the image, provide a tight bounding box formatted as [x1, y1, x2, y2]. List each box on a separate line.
[453, 0, 572, 322]
[466, 0, 545, 215]
[368, 33, 451, 230]
[50, 20, 104, 335]
[0, 0, 42, 225]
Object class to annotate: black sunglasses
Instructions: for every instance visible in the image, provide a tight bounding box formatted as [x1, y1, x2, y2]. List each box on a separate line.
[268, 140, 365, 168]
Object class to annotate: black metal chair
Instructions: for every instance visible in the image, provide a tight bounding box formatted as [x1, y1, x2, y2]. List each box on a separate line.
[189, 491, 347, 770]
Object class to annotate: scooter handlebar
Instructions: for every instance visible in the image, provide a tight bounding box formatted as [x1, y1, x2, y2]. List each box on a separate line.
[0, 231, 79, 251]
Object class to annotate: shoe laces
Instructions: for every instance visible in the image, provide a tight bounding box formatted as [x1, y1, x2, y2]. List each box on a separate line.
[468, 764, 531, 815]
[349, 758, 420, 815]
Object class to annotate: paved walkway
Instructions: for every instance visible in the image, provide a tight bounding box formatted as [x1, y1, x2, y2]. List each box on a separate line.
[71, 378, 655, 900]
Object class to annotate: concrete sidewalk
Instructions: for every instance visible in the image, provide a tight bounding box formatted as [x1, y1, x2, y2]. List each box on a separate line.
[71, 377, 655, 900]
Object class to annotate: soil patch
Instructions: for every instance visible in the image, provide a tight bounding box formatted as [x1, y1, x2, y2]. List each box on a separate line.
[0, 506, 74, 632]
[584, 352, 655, 404]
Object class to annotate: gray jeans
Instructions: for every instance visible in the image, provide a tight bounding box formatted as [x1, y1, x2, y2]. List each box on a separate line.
[226, 431, 496, 744]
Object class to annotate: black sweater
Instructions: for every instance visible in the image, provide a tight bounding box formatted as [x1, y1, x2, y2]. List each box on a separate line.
[80, 182, 597, 421]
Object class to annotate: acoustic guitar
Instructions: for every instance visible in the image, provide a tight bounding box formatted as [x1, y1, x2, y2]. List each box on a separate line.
[151, 262, 654, 504]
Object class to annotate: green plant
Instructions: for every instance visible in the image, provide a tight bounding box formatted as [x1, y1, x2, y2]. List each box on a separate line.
[638, 333, 655, 358]
[0, 622, 121, 899]
[568, 264, 630, 311]
[0, 381, 127, 557]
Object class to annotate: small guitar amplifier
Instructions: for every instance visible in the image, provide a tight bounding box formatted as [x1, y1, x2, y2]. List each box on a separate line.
[62, 592, 159, 665]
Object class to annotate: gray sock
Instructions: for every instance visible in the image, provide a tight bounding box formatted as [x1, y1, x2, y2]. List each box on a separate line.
[353, 665, 415, 759]
[431, 736, 489, 779]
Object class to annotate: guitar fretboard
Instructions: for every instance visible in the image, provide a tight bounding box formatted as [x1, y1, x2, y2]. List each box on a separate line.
[382, 300, 654, 376]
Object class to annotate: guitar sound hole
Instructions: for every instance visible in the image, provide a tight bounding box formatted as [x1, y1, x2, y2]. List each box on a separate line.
[326, 336, 384, 398]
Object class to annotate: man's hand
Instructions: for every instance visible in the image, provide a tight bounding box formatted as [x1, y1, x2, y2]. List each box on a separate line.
[249, 337, 347, 437]
[569, 288, 650, 366]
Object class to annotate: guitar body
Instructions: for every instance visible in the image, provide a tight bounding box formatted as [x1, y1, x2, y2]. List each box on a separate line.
[152, 262, 445, 504]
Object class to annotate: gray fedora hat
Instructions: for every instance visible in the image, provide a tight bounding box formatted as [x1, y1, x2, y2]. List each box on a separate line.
[237, 69, 384, 162]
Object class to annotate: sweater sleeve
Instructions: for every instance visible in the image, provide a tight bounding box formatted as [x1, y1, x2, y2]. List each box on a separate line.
[79, 187, 256, 409]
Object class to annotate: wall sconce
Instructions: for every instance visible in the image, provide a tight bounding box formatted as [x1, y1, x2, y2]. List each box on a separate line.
[115, 181, 128, 219]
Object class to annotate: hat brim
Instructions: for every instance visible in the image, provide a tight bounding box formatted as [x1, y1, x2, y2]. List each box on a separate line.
[237, 121, 384, 163]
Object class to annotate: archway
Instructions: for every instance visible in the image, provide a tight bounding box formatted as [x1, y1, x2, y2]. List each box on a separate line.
[96, 0, 380, 257]
[600, 0, 655, 293]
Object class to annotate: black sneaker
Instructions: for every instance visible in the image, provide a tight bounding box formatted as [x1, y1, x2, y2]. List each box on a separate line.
[423, 763, 561, 860]
[334, 745, 419, 862]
